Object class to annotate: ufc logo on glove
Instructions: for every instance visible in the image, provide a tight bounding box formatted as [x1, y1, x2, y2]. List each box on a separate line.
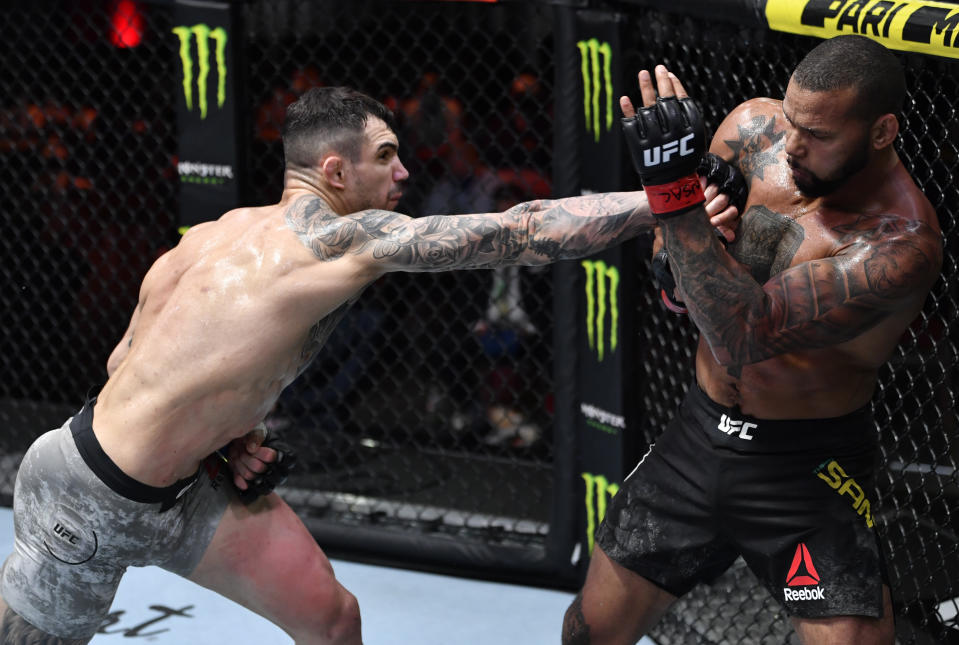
[642, 133, 697, 167]
[622, 96, 706, 217]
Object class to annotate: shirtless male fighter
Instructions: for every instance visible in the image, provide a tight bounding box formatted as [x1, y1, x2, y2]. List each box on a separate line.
[0, 86, 739, 643]
[563, 35, 943, 645]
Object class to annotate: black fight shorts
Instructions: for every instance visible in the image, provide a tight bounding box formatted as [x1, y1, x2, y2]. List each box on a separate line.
[595, 383, 888, 619]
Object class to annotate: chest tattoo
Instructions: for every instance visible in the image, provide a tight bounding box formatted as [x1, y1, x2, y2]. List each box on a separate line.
[724, 115, 785, 184]
[728, 205, 805, 283]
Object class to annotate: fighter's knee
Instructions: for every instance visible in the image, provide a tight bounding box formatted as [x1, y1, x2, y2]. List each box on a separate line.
[340, 591, 362, 636]
[291, 585, 360, 644]
[323, 589, 361, 645]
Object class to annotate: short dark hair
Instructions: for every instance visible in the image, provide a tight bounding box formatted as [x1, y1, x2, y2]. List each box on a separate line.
[282, 86, 397, 167]
[791, 35, 906, 122]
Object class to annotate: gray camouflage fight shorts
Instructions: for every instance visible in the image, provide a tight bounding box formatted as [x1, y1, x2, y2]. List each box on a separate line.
[0, 401, 231, 639]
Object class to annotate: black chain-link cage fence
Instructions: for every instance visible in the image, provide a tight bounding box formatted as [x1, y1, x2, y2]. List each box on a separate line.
[0, 1, 180, 445]
[0, 0, 561, 573]
[240, 0, 560, 565]
[621, 8, 959, 645]
[1, 0, 958, 642]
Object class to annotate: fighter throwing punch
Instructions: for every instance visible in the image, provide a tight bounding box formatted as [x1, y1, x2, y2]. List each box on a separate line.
[0, 86, 742, 643]
[563, 35, 943, 645]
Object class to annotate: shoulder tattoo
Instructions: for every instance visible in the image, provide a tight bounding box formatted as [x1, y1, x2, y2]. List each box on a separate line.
[285, 197, 406, 262]
[285, 196, 346, 260]
[723, 115, 785, 183]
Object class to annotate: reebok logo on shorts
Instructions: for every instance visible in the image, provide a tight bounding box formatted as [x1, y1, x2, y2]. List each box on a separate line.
[783, 543, 825, 601]
[717, 414, 756, 440]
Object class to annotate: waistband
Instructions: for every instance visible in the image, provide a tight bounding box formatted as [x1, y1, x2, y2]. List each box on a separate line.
[683, 383, 876, 453]
[70, 399, 200, 511]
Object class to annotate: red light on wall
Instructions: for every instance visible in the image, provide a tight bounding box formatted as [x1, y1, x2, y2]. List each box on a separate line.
[110, 0, 143, 48]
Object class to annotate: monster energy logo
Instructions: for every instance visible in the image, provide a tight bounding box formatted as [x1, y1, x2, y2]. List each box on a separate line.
[582, 472, 619, 555]
[177, 159, 234, 186]
[172, 24, 228, 119]
[576, 38, 613, 142]
[582, 259, 619, 362]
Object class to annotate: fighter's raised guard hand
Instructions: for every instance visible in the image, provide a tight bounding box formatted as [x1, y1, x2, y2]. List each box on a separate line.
[621, 66, 707, 217]
[622, 66, 740, 241]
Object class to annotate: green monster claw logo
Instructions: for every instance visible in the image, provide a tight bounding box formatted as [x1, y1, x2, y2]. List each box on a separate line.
[581, 259, 619, 362]
[582, 472, 619, 555]
[172, 24, 228, 119]
[576, 38, 613, 142]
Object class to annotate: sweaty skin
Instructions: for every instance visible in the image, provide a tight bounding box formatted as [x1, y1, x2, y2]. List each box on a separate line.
[565, 59, 940, 645]
[640, 68, 943, 419]
[690, 99, 941, 418]
[93, 118, 665, 489]
[7, 91, 741, 643]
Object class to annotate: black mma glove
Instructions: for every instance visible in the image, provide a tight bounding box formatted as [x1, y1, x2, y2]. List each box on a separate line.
[236, 436, 298, 505]
[698, 152, 748, 215]
[622, 95, 707, 218]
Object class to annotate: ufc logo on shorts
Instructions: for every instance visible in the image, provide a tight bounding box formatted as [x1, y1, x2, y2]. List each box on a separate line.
[717, 414, 757, 440]
[643, 133, 696, 167]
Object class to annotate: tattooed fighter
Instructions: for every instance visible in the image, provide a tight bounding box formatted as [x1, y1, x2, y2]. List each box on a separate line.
[0, 86, 738, 643]
[564, 36, 942, 645]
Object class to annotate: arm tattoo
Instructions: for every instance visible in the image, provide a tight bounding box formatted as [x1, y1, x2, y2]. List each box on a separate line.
[664, 211, 940, 366]
[285, 196, 360, 261]
[283, 192, 646, 368]
[360, 207, 527, 269]
[724, 115, 785, 184]
[285, 193, 651, 271]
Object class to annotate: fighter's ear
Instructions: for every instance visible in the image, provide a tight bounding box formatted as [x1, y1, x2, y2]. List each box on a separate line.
[321, 154, 346, 189]
[871, 113, 899, 150]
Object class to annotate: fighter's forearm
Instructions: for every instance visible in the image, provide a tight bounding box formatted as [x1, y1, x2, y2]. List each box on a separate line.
[516, 191, 655, 265]
[661, 207, 940, 368]
[659, 207, 768, 366]
[357, 191, 655, 273]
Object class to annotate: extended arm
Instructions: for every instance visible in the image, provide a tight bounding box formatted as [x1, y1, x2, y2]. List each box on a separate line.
[286, 191, 658, 273]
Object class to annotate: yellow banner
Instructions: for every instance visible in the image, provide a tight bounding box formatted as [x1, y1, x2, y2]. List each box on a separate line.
[766, 0, 959, 60]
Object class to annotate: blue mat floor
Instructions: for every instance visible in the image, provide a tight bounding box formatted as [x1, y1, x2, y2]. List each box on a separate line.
[0, 506, 656, 644]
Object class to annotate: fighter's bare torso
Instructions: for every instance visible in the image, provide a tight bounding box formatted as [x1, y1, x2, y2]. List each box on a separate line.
[93, 196, 377, 485]
[695, 98, 942, 418]
[91, 180, 656, 487]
